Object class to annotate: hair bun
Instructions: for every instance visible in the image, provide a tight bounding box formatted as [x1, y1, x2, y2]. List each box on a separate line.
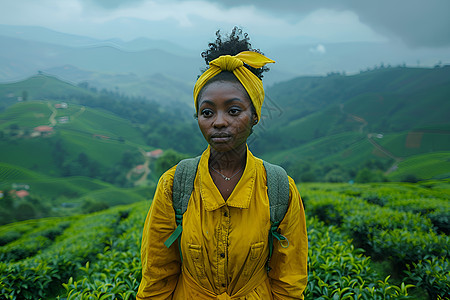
[201, 26, 270, 80]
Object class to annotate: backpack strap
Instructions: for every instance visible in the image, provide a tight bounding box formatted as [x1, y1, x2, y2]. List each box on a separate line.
[164, 156, 201, 262]
[263, 160, 290, 270]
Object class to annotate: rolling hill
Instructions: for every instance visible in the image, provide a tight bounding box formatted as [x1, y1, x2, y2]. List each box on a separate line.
[254, 65, 450, 182]
[0, 65, 449, 225]
[0, 97, 158, 223]
[0, 75, 205, 224]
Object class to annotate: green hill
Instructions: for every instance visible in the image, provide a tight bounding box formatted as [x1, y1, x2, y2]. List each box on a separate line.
[0, 100, 147, 176]
[1, 67, 449, 224]
[0, 76, 199, 224]
[254, 66, 450, 182]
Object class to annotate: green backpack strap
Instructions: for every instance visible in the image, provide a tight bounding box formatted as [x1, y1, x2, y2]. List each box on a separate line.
[164, 156, 201, 262]
[263, 160, 290, 271]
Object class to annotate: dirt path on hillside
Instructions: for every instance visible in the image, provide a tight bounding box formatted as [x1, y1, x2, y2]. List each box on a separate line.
[71, 106, 86, 120]
[135, 148, 151, 186]
[339, 103, 367, 133]
[367, 133, 404, 174]
[47, 102, 57, 126]
[126, 148, 151, 186]
[339, 103, 403, 174]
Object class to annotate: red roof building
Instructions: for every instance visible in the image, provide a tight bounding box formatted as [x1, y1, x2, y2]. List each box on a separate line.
[15, 190, 30, 198]
[34, 126, 53, 132]
[147, 149, 163, 158]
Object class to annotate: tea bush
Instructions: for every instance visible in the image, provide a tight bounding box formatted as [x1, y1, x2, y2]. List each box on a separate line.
[405, 256, 450, 300]
[302, 182, 450, 298]
[58, 203, 146, 299]
[0, 220, 71, 262]
[1, 181, 447, 299]
[0, 205, 134, 299]
[305, 219, 412, 299]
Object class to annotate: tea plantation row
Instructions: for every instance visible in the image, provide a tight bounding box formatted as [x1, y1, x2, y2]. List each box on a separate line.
[0, 181, 448, 299]
[301, 181, 449, 299]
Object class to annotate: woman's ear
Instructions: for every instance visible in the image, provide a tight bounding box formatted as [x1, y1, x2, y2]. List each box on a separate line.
[252, 115, 258, 125]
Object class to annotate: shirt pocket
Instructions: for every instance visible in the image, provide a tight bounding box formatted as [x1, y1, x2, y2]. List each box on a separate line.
[243, 241, 265, 277]
[187, 243, 207, 279]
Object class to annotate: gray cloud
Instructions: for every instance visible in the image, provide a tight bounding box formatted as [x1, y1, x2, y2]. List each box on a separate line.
[192, 0, 450, 48]
[82, 0, 144, 9]
[3, 0, 449, 48]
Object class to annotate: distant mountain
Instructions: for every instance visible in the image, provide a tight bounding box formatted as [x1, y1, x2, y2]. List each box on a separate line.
[44, 65, 193, 106]
[4, 24, 449, 100]
[0, 30, 201, 106]
[0, 35, 202, 81]
[0, 24, 196, 55]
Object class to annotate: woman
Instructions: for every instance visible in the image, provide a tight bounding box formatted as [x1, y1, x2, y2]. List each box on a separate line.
[137, 28, 308, 299]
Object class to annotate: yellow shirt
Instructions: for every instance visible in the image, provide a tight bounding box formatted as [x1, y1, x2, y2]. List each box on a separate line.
[137, 146, 308, 299]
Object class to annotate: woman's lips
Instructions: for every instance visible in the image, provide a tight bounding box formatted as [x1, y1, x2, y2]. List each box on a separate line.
[211, 134, 232, 143]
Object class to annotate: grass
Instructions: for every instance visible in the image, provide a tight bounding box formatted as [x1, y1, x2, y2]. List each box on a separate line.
[0, 162, 47, 181]
[388, 152, 450, 181]
[0, 138, 57, 175]
[0, 100, 151, 177]
[0, 101, 52, 128]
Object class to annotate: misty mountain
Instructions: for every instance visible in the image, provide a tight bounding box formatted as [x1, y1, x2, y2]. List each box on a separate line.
[3, 25, 449, 93]
[0, 24, 196, 55]
[0, 35, 202, 81]
[44, 65, 193, 106]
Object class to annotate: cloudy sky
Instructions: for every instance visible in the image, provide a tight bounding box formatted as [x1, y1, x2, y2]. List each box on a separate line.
[1, 0, 450, 77]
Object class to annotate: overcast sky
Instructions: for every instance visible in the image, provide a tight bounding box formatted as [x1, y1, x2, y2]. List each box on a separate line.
[1, 0, 449, 76]
[2, 0, 449, 45]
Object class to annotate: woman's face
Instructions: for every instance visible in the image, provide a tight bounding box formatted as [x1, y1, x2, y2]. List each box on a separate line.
[197, 80, 257, 153]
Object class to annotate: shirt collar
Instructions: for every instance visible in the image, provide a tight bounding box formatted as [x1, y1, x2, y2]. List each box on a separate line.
[198, 145, 256, 211]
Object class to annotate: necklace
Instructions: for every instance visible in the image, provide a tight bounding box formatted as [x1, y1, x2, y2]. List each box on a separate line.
[210, 165, 244, 181]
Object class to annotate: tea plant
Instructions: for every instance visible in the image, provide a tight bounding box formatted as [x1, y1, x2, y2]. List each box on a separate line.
[302, 182, 450, 298]
[0, 205, 135, 299]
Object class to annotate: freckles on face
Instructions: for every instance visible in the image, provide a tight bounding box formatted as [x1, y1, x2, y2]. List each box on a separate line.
[197, 81, 256, 152]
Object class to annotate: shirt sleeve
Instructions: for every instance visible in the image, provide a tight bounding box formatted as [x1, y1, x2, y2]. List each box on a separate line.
[268, 176, 308, 300]
[137, 166, 181, 300]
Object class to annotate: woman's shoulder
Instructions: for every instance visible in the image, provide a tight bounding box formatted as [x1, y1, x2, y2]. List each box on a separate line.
[156, 165, 177, 195]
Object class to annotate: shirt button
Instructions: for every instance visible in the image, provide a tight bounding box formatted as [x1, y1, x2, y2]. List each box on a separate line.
[224, 212, 228, 217]
[220, 253, 225, 258]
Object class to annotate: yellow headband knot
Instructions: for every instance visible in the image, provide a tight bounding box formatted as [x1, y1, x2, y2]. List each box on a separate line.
[193, 51, 275, 122]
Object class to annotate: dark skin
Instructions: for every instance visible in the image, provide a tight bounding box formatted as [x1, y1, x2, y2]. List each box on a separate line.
[197, 80, 258, 200]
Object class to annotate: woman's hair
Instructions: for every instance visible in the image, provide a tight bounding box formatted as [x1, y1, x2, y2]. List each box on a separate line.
[200, 26, 270, 80]
[195, 27, 264, 120]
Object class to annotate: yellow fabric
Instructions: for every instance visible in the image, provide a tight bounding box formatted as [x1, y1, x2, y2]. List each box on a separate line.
[137, 146, 308, 299]
[193, 51, 275, 122]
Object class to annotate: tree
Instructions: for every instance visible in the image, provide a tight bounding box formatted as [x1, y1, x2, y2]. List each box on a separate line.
[355, 168, 387, 183]
[0, 190, 13, 210]
[15, 202, 36, 221]
[355, 168, 372, 183]
[22, 90, 28, 101]
[325, 169, 348, 183]
[155, 150, 188, 177]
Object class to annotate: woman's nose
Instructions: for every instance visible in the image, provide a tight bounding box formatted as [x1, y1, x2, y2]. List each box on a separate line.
[213, 112, 228, 128]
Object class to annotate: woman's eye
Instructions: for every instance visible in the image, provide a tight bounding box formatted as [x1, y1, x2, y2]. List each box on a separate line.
[229, 108, 241, 115]
[201, 109, 213, 117]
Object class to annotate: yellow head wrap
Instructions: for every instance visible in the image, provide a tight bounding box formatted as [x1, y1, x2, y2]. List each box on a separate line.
[193, 51, 275, 122]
